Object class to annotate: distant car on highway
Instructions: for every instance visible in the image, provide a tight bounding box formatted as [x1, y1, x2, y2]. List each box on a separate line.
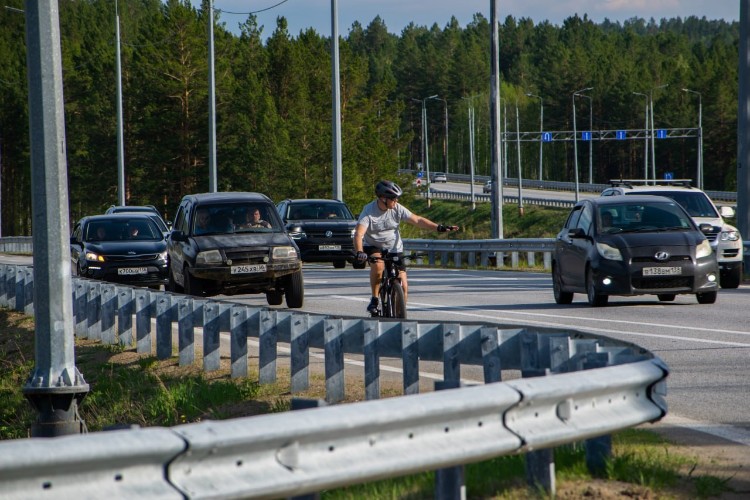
[552, 195, 719, 307]
[70, 213, 168, 289]
[105, 204, 171, 237]
[431, 172, 447, 183]
[276, 198, 357, 268]
[483, 180, 492, 193]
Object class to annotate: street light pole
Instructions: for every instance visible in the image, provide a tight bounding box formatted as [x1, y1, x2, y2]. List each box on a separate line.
[413, 95, 439, 207]
[683, 88, 703, 189]
[207, 0, 217, 192]
[572, 87, 593, 202]
[575, 90, 593, 184]
[437, 97, 449, 174]
[515, 102, 524, 215]
[649, 84, 668, 183]
[632, 92, 649, 180]
[526, 93, 543, 180]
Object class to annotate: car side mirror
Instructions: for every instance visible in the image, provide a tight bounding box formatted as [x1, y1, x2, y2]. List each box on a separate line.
[567, 228, 587, 239]
[719, 206, 735, 218]
[171, 230, 188, 242]
[698, 223, 715, 235]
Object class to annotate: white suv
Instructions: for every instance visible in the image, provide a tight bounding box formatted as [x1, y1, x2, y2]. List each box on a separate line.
[601, 180, 743, 288]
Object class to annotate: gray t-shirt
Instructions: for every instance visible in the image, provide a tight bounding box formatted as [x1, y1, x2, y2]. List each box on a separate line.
[357, 200, 413, 253]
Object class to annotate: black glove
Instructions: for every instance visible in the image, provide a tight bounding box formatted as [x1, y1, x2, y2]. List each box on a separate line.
[356, 251, 368, 262]
[437, 224, 458, 232]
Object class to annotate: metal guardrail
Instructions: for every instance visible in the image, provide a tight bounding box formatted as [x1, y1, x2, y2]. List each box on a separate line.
[404, 237, 556, 270]
[0, 260, 669, 498]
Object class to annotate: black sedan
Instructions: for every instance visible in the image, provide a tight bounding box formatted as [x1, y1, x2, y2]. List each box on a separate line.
[70, 214, 169, 288]
[552, 195, 719, 306]
[276, 198, 357, 268]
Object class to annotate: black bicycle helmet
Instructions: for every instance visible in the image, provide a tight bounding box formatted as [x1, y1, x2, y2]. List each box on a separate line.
[375, 180, 403, 199]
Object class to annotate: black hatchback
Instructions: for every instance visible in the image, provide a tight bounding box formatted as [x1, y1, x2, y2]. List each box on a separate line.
[276, 198, 357, 268]
[552, 196, 719, 306]
[70, 213, 169, 288]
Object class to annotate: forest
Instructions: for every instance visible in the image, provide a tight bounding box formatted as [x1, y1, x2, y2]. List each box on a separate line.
[0, 0, 741, 235]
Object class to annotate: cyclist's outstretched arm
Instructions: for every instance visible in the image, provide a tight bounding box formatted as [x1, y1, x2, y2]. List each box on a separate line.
[406, 213, 459, 233]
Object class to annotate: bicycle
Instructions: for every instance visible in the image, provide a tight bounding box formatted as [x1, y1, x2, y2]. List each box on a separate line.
[367, 249, 426, 319]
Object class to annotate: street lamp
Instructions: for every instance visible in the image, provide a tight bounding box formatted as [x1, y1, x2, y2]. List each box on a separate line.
[683, 88, 703, 189]
[572, 86, 593, 202]
[575, 90, 593, 184]
[632, 92, 649, 180]
[515, 102, 524, 215]
[649, 84, 669, 182]
[526, 93, 544, 181]
[412, 95, 439, 206]
[462, 94, 481, 210]
[436, 97, 449, 175]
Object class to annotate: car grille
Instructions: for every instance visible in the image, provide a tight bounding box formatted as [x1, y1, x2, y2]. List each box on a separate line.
[305, 229, 353, 239]
[224, 248, 269, 264]
[702, 228, 719, 242]
[632, 276, 693, 290]
[107, 254, 160, 262]
[631, 255, 691, 263]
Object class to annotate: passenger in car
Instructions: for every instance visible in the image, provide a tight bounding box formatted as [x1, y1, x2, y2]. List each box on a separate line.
[236, 207, 271, 229]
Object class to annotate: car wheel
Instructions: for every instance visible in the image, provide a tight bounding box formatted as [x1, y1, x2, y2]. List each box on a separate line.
[333, 260, 346, 269]
[184, 267, 205, 297]
[696, 291, 717, 304]
[168, 268, 183, 293]
[720, 265, 742, 289]
[657, 294, 676, 302]
[284, 270, 304, 308]
[552, 264, 573, 305]
[586, 268, 608, 307]
[266, 290, 283, 306]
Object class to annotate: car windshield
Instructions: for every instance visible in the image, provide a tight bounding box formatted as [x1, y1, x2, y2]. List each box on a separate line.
[286, 203, 353, 220]
[86, 218, 163, 241]
[598, 202, 693, 234]
[627, 190, 718, 218]
[193, 203, 280, 235]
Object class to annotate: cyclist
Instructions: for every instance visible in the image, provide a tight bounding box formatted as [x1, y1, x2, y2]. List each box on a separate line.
[354, 180, 459, 314]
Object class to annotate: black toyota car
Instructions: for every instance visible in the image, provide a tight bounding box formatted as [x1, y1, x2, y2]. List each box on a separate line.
[70, 213, 169, 288]
[276, 198, 357, 268]
[552, 195, 719, 306]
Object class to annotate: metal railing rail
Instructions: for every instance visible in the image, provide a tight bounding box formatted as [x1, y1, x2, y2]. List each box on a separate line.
[0, 261, 670, 497]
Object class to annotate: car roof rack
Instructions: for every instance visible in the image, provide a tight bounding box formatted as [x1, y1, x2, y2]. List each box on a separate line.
[608, 179, 694, 189]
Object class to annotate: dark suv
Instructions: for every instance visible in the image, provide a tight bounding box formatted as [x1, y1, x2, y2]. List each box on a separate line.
[276, 198, 357, 268]
[167, 192, 304, 307]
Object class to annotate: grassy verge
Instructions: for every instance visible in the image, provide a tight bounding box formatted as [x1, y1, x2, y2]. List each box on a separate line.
[0, 309, 732, 498]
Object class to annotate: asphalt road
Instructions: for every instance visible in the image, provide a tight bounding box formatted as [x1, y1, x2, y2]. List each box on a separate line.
[230, 264, 750, 446]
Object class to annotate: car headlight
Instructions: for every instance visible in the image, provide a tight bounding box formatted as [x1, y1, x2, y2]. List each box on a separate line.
[720, 230, 740, 241]
[158, 251, 168, 262]
[696, 239, 713, 259]
[273, 246, 298, 260]
[85, 251, 105, 262]
[596, 242, 622, 261]
[196, 249, 223, 265]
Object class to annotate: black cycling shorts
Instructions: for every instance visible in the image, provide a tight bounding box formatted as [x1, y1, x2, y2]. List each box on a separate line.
[364, 246, 406, 272]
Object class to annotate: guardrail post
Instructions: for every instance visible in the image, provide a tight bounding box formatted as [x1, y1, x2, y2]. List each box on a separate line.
[14, 267, 24, 312]
[290, 313, 310, 394]
[23, 267, 34, 315]
[441, 251, 449, 268]
[178, 297, 195, 366]
[203, 301, 221, 372]
[289, 398, 328, 500]
[434, 380, 466, 500]
[259, 309, 278, 384]
[526, 252, 535, 268]
[134, 289, 152, 354]
[0, 265, 7, 308]
[230, 305, 248, 378]
[87, 282, 102, 341]
[117, 287, 134, 347]
[543, 252, 552, 270]
[363, 319, 380, 400]
[511, 252, 519, 268]
[442, 324, 461, 382]
[583, 353, 613, 476]
[402, 321, 420, 395]
[100, 284, 117, 345]
[468, 250, 476, 268]
[480, 327, 502, 383]
[3, 264, 15, 309]
[155, 294, 173, 359]
[453, 251, 461, 268]
[324, 318, 344, 403]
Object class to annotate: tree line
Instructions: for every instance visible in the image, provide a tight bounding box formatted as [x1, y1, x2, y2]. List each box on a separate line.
[0, 0, 740, 235]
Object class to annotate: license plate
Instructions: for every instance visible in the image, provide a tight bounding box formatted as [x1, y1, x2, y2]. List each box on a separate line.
[231, 264, 267, 274]
[319, 245, 341, 251]
[643, 266, 682, 276]
[118, 267, 147, 275]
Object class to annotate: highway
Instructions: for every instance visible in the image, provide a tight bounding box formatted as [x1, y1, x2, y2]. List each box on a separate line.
[229, 263, 750, 446]
[426, 180, 600, 202]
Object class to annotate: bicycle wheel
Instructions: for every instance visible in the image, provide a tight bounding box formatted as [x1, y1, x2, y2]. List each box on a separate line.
[390, 280, 407, 319]
[379, 280, 389, 317]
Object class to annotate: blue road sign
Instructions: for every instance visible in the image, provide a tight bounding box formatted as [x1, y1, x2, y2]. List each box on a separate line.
[616, 130, 626, 140]
[664, 172, 674, 180]
[417, 171, 423, 178]
[657, 129, 667, 139]
[542, 132, 552, 142]
[582, 131, 592, 141]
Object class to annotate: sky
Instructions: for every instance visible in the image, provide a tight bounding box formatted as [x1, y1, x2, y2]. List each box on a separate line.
[207, 0, 741, 39]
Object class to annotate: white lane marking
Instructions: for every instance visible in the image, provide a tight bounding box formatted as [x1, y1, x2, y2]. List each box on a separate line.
[329, 295, 750, 347]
